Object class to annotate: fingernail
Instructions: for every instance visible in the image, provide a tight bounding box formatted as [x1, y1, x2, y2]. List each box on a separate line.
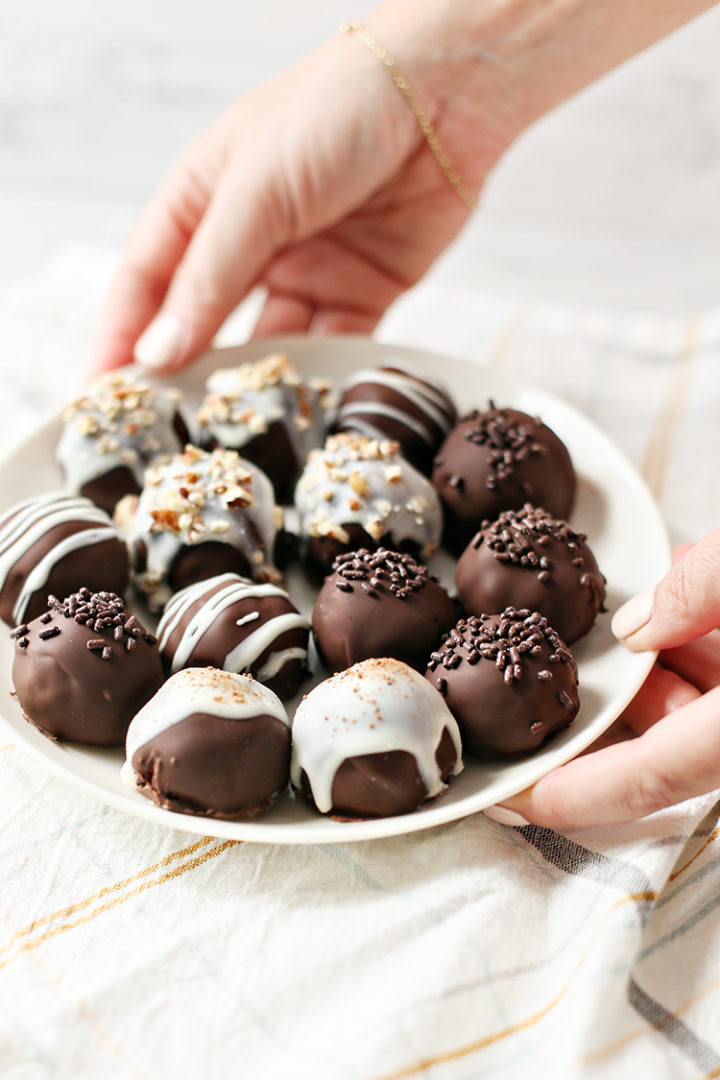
[134, 314, 189, 370]
[483, 804, 530, 827]
[611, 587, 654, 642]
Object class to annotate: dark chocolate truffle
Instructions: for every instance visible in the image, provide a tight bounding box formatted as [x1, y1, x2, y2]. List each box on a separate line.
[432, 405, 576, 554]
[455, 504, 606, 644]
[426, 608, 579, 758]
[0, 493, 130, 627]
[333, 365, 456, 475]
[291, 658, 463, 819]
[57, 371, 188, 514]
[295, 433, 442, 575]
[11, 588, 163, 746]
[156, 572, 309, 700]
[312, 548, 456, 673]
[123, 668, 291, 819]
[197, 353, 329, 503]
[115, 444, 282, 610]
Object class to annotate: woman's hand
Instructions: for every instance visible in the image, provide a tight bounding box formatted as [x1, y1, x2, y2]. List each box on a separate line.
[498, 530, 720, 829]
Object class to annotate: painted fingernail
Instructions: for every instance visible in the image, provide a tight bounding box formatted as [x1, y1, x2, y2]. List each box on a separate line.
[483, 804, 530, 827]
[134, 314, 190, 370]
[611, 588, 654, 642]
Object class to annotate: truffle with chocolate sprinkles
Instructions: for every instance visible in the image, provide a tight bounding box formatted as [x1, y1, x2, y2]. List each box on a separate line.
[432, 405, 576, 554]
[455, 504, 606, 644]
[312, 548, 457, 673]
[11, 588, 163, 746]
[426, 608, 579, 757]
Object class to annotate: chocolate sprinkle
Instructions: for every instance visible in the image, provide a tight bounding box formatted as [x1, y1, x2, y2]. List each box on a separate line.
[474, 503, 590, 586]
[9, 625, 30, 640]
[461, 406, 546, 490]
[48, 588, 152, 659]
[331, 547, 436, 601]
[38, 626, 61, 640]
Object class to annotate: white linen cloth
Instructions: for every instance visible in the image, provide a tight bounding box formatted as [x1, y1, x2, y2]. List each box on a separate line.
[0, 247, 719, 1079]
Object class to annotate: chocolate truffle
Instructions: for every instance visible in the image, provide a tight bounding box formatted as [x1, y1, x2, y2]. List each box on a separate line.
[0, 493, 130, 627]
[57, 371, 188, 514]
[197, 354, 329, 503]
[432, 404, 576, 554]
[312, 548, 456, 673]
[455, 504, 606, 644]
[156, 572, 310, 700]
[295, 433, 442, 575]
[123, 667, 291, 819]
[291, 658, 463, 819]
[115, 445, 282, 610]
[11, 588, 163, 746]
[426, 608, 579, 758]
[333, 365, 456, 475]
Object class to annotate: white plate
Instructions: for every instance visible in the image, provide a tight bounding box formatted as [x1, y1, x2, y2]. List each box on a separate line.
[0, 337, 669, 843]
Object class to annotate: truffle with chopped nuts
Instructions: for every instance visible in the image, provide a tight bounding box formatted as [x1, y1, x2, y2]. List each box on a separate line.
[0, 493, 130, 627]
[295, 433, 442, 575]
[291, 658, 463, 819]
[115, 445, 282, 610]
[57, 371, 189, 514]
[312, 548, 456, 673]
[426, 608, 579, 758]
[432, 404, 576, 554]
[455, 504, 606, 644]
[156, 572, 310, 700]
[333, 365, 456, 475]
[11, 588, 163, 746]
[123, 667, 291, 819]
[197, 354, 329, 503]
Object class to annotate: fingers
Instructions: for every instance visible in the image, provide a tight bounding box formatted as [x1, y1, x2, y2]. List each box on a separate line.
[622, 663, 701, 735]
[611, 526, 720, 651]
[501, 684, 720, 829]
[251, 293, 315, 339]
[92, 152, 214, 374]
[661, 629, 720, 695]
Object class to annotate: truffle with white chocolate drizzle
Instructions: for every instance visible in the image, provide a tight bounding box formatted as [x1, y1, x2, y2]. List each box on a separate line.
[291, 657, 463, 819]
[123, 667, 291, 819]
[57, 371, 188, 514]
[115, 445, 282, 610]
[0, 492, 130, 627]
[157, 572, 310, 699]
[197, 353, 330, 503]
[295, 433, 442, 575]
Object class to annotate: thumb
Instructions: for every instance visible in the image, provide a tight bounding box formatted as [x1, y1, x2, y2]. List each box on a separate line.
[612, 526, 720, 650]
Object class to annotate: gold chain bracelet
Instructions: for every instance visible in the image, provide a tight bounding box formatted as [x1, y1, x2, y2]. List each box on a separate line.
[341, 19, 478, 212]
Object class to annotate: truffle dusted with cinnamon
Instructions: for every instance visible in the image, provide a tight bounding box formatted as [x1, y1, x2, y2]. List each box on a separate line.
[123, 667, 291, 819]
[312, 548, 456, 673]
[0, 493, 130, 627]
[333, 365, 456, 475]
[291, 658, 463, 819]
[426, 609, 579, 758]
[116, 445, 282, 610]
[432, 404, 576, 554]
[197, 354, 329, 503]
[11, 588, 163, 746]
[295, 433, 442, 574]
[156, 572, 310, 700]
[455, 504, 606, 644]
[57, 371, 188, 514]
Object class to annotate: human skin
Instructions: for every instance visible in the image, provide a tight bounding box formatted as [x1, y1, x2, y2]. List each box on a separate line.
[91, 0, 720, 827]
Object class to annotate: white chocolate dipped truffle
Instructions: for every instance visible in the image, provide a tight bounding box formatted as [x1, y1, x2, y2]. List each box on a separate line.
[295, 433, 443, 574]
[123, 667, 291, 818]
[197, 353, 330, 502]
[115, 445, 282, 610]
[157, 572, 309, 700]
[291, 657, 463, 818]
[57, 371, 187, 514]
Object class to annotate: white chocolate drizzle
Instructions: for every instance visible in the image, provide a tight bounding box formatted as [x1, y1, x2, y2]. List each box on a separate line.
[157, 572, 309, 677]
[290, 658, 463, 814]
[336, 367, 455, 448]
[0, 493, 120, 623]
[125, 667, 290, 775]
